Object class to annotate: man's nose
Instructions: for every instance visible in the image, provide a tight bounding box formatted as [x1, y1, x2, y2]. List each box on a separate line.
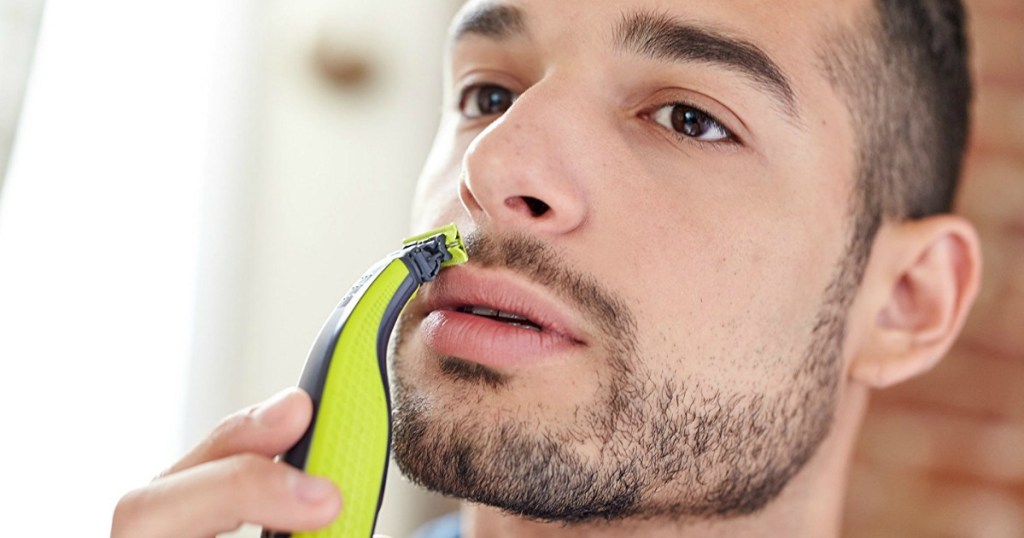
[459, 88, 589, 236]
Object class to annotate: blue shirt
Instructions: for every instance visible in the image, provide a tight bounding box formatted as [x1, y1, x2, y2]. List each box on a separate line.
[411, 513, 461, 538]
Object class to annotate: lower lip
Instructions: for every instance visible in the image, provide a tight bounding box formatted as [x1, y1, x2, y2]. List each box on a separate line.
[420, 310, 579, 370]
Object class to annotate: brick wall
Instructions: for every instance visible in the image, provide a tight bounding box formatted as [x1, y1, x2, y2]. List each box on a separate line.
[843, 1, 1024, 536]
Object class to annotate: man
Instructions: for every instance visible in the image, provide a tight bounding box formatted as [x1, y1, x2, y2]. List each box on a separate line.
[112, 0, 982, 536]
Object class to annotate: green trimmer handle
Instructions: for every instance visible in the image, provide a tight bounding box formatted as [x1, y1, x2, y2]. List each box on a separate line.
[263, 224, 466, 538]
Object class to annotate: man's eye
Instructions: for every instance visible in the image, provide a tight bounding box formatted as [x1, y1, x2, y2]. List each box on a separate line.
[458, 84, 518, 119]
[651, 104, 734, 143]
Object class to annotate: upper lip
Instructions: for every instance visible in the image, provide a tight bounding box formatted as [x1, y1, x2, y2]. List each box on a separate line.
[419, 266, 587, 344]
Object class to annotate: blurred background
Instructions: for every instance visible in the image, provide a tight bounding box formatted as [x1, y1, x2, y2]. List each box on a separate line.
[0, 0, 1019, 537]
[845, 0, 1024, 535]
[0, 0, 461, 536]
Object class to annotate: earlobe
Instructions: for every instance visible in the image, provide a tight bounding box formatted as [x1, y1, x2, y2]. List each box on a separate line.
[849, 215, 981, 388]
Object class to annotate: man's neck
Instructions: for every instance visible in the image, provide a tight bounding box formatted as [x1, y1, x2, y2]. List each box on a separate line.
[457, 386, 869, 538]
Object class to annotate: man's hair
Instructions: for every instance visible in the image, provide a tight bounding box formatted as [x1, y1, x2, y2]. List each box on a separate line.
[823, 0, 972, 277]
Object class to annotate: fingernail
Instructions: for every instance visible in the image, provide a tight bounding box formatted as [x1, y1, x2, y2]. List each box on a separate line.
[252, 388, 293, 426]
[294, 474, 337, 504]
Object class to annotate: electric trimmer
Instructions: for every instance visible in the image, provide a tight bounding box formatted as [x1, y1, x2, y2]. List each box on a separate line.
[262, 224, 468, 538]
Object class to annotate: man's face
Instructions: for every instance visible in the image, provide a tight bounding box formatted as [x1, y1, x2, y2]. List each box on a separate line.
[392, 0, 866, 522]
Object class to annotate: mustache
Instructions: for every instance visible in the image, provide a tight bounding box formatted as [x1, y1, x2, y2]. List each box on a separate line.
[460, 228, 638, 357]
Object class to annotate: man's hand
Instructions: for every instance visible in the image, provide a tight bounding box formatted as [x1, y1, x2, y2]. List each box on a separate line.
[112, 389, 342, 538]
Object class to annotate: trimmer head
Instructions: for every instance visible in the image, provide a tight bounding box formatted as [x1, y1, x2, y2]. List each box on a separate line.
[403, 223, 468, 268]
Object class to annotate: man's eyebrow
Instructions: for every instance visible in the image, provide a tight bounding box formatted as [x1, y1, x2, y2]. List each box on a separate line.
[617, 11, 799, 118]
[452, 3, 527, 42]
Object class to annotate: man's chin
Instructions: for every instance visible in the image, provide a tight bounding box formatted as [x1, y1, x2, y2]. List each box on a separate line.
[390, 357, 837, 526]
[390, 394, 645, 523]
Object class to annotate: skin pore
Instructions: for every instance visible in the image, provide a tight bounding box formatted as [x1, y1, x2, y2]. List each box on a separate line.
[388, 0, 896, 536]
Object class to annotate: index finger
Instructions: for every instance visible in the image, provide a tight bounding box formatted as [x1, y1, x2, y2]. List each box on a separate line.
[160, 388, 311, 478]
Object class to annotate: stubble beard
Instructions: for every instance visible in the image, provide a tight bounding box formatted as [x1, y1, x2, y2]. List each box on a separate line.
[389, 230, 857, 523]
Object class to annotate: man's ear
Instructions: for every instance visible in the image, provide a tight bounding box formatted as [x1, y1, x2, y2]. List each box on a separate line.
[848, 215, 982, 388]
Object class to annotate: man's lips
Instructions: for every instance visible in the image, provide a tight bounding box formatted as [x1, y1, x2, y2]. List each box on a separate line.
[416, 267, 587, 370]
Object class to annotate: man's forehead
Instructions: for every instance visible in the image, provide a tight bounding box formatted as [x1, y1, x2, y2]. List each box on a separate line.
[451, 0, 867, 57]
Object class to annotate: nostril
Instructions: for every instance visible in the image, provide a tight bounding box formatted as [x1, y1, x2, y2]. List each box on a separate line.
[522, 196, 550, 217]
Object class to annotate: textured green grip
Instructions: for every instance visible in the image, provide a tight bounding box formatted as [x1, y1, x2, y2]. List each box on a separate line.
[266, 225, 467, 538]
[295, 259, 410, 538]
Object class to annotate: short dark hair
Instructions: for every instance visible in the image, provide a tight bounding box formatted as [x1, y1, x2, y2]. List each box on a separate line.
[822, 0, 972, 278]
